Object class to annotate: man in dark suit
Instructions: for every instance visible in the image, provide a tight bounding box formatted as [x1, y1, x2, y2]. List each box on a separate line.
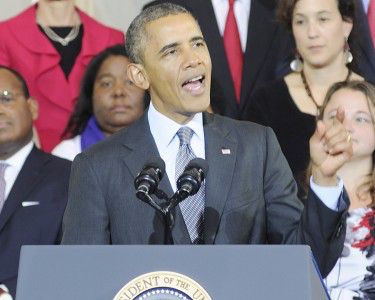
[354, 0, 375, 83]
[62, 3, 352, 277]
[0, 66, 71, 298]
[144, 0, 292, 118]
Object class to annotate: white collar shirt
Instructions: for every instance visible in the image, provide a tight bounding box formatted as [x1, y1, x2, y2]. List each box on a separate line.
[362, 0, 370, 13]
[148, 102, 205, 192]
[2, 141, 33, 200]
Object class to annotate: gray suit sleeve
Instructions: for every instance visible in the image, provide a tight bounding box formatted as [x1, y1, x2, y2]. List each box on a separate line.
[263, 127, 348, 277]
[61, 152, 111, 244]
[262, 127, 303, 243]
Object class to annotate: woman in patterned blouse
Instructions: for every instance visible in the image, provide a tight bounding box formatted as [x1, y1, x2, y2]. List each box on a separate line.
[316, 80, 375, 300]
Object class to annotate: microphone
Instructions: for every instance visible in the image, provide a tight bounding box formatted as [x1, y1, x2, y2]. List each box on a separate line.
[166, 158, 208, 212]
[134, 158, 166, 211]
[134, 158, 165, 196]
[177, 158, 208, 198]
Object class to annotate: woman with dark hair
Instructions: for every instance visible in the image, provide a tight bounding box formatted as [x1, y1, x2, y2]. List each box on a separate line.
[312, 81, 375, 299]
[241, 0, 367, 198]
[52, 44, 146, 160]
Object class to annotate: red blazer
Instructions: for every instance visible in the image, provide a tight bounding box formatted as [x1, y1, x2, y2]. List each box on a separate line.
[0, 5, 125, 151]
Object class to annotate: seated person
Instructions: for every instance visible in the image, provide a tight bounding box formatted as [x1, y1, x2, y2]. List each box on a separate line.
[0, 66, 71, 298]
[312, 81, 375, 299]
[52, 45, 146, 161]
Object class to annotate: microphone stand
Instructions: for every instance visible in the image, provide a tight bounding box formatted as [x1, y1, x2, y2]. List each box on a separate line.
[136, 189, 175, 245]
[136, 184, 198, 245]
[162, 189, 192, 244]
[164, 189, 188, 216]
[154, 189, 175, 245]
[160, 203, 174, 245]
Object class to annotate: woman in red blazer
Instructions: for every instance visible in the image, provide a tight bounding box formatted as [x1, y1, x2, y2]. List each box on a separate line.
[0, 1, 124, 151]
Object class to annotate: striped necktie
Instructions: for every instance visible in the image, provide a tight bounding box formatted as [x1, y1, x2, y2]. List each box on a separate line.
[175, 127, 205, 244]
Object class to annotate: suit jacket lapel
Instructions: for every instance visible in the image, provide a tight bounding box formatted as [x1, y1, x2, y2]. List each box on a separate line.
[355, 0, 375, 74]
[203, 114, 237, 244]
[119, 113, 191, 244]
[240, 0, 278, 109]
[0, 147, 48, 232]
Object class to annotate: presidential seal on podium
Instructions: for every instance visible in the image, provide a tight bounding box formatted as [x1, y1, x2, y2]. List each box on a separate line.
[113, 271, 212, 300]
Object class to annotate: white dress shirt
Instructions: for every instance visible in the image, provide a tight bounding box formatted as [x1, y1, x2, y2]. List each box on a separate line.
[2, 141, 33, 200]
[52, 135, 81, 161]
[310, 177, 344, 211]
[148, 103, 343, 210]
[148, 103, 205, 192]
[211, 0, 251, 52]
[362, 0, 370, 13]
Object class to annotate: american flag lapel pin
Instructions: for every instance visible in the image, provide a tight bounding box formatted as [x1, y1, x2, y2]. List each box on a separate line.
[221, 148, 231, 155]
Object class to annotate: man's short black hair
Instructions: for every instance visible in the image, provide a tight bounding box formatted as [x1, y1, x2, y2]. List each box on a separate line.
[0, 65, 30, 98]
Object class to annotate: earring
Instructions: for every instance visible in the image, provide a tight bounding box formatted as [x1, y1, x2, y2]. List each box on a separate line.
[344, 37, 353, 64]
[290, 51, 303, 72]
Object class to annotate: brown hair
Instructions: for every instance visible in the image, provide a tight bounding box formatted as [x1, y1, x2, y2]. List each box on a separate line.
[277, 0, 356, 30]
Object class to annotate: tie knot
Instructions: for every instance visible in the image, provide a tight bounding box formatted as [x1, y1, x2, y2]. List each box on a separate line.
[177, 127, 194, 146]
[228, 0, 235, 7]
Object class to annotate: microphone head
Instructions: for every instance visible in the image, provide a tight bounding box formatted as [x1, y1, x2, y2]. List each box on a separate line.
[144, 157, 166, 176]
[185, 158, 209, 176]
[134, 157, 166, 193]
[177, 158, 208, 196]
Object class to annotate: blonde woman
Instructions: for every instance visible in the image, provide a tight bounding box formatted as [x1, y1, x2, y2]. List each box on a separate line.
[317, 81, 375, 299]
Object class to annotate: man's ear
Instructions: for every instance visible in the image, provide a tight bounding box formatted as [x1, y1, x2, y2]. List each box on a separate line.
[27, 97, 38, 121]
[127, 63, 150, 90]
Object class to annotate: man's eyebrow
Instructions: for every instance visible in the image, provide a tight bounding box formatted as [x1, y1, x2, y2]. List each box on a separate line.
[158, 42, 179, 55]
[158, 36, 205, 55]
[96, 73, 114, 80]
[190, 36, 205, 43]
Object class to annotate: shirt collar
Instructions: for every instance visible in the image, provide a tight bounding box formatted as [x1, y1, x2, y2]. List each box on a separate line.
[3, 141, 34, 171]
[148, 102, 204, 149]
[212, 0, 251, 8]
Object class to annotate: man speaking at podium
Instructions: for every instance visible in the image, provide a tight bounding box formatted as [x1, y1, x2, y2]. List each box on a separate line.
[62, 3, 352, 277]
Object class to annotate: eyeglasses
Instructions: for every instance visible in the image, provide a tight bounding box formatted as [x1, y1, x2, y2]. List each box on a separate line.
[0, 90, 23, 104]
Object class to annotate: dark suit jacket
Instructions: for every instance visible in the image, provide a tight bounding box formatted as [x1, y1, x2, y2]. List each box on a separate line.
[353, 0, 375, 83]
[144, 0, 293, 118]
[62, 112, 348, 277]
[0, 147, 71, 297]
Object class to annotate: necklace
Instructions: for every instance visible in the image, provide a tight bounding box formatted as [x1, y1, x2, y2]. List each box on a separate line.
[300, 68, 352, 114]
[39, 23, 80, 46]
